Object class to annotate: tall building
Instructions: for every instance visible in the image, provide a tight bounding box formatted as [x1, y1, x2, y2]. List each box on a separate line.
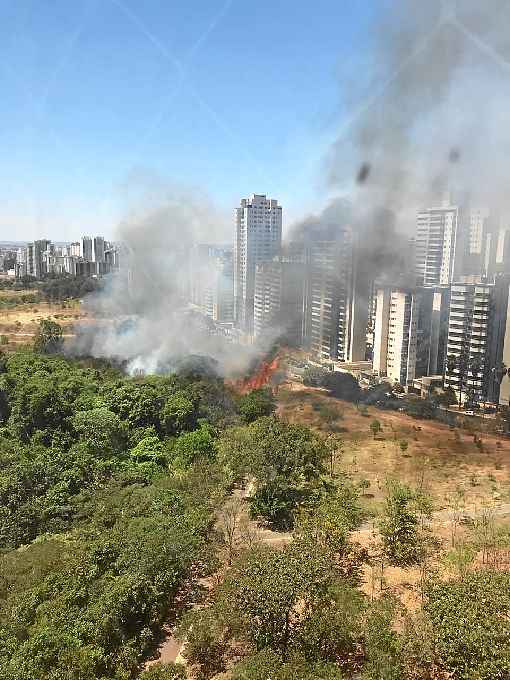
[26, 239, 51, 278]
[234, 194, 282, 334]
[415, 198, 462, 287]
[444, 278, 493, 404]
[92, 236, 105, 263]
[415, 286, 451, 378]
[254, 251, 307, 346]
[69, 242, 81, 257]
[303, 229, 354, 362]
[81, 236, 93, 262]
[190, 244, 234, 324]
[372, 286, 419, 386]
[204, 251, 234, 323]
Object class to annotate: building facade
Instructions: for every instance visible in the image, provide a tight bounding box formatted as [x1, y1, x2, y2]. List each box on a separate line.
[415, 200, 461, 287]
[304, 230, 354, 362]
[372, 286, 419, 386]
[444, 280, 492, 405]
[254, 254, 306, 346]
[234, 194, 282, 334]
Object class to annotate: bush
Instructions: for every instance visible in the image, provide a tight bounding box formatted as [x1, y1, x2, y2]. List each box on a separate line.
[238, 388, 276, 423]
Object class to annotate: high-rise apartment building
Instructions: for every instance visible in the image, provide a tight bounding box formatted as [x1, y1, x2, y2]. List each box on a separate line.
[69, 242, 81, 257]
[26, 239, 51, 278]
[234, 194, 282, 334]
[92, 236, 105, 263]
[254, 252, 306, 347]
[81, 236, 93, 261]
[415, 198, 462, 287]
[444, 279, 493, 404]
[372, 286, 419, 386]
[190, 244, 234, 324]
[303, 230, 354, 362]
[415, 286, 451, 378]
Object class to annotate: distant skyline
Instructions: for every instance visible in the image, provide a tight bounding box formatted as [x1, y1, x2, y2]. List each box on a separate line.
[0, 0, 379, 241]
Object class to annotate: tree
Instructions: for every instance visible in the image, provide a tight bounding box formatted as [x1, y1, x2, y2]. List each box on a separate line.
[139, 663, 186, 680]
[302, 367, 327, 387]
[238, 388, 276, 424]
[378, 482, 432, 567]
[370, 419, 382, 439]
[172, 424, 217, 466]
[33, 319, 64, 354]
[230, 417, 329, 529]
[425, 570, 510, 679]
[436, 386, 457, 408]
[230, 649, 344, 680]
[72, 407, 126, 455]
[211, 540, 335, 659]
[218, 496, 244, 565]
[322, 372, 361, 403]
[160, 391, 196, 435]
[129, 434, 167, 465]
[180, 610, 228, 680]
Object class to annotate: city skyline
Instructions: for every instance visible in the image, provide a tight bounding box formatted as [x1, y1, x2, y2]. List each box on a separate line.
[0, 0, 378, 242]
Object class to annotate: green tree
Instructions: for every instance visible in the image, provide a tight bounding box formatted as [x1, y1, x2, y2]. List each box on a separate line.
[172, 424, 216, 466]
[378, 482, 432, 567]
[139, 662, 186, 680]
[33, 319, 64, 354]
[209, 540, 335, 659]
[231, 417, 329, 529]
[238, 388, 276, 424]
[160, 391, 196, 435]
[436, 386, 457, 408]
[230, 649, 344, 680]
[129, 434, 166, 465]
[370, 419, 382, 439]
[425, 570, 510, 679]
[72, 407, 126, 455]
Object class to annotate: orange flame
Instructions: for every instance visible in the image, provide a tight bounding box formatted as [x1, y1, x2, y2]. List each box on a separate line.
[236, 355, 280, 394]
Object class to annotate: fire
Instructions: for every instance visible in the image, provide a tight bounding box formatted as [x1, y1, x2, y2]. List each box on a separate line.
[236, 355, 280, 394]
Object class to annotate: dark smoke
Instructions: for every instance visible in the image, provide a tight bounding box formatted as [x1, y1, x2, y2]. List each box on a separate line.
[290, 0, 510, 278]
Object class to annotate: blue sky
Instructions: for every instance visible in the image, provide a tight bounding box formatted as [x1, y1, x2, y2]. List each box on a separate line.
[0, 0, 379, 240]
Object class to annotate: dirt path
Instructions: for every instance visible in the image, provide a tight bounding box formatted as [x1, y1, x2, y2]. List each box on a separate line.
[144, 482, 291, 669]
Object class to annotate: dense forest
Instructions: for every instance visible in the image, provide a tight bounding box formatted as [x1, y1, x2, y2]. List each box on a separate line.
[0, 344, 509, 679]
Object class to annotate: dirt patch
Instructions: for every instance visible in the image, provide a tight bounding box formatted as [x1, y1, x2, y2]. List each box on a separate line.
[278, 386, 510, 514]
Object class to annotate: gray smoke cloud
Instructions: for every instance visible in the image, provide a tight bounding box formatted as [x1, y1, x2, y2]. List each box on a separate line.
[290, 0, 510, 274]
[74, 2, 510, 373]
[71, 179, 267, 377]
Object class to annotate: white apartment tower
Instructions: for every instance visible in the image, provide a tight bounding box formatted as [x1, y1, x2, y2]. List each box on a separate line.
[444, 280, 492, 404]
[415, 199, 461, 287]
[373, 287, 419, 386]
[234, 194, 282, 334]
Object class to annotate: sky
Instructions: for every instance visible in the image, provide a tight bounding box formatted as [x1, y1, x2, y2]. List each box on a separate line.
[0, 0, 380, 241]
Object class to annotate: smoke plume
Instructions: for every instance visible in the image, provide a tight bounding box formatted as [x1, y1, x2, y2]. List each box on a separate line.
[290, 0, 510, 273]
[71, 181, 265, 376]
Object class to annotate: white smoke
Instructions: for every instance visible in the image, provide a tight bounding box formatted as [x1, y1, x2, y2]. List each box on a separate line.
[71, 178, 270, 377]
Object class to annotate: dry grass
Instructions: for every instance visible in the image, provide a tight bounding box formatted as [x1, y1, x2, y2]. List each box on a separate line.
[278, 384, 510, 608]
[278, 385, 510, 512]
[0, 294, 88, 350]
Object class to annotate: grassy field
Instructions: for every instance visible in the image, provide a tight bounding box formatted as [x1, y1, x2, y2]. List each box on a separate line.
[0, 291, 88, 350]
[277, 384, 510, 604]
[278, 385, 510, 510]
